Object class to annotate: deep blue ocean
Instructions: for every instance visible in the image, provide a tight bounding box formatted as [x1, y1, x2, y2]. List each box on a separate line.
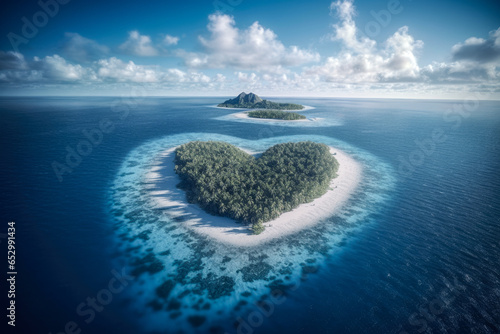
[1, 96, 499, 334]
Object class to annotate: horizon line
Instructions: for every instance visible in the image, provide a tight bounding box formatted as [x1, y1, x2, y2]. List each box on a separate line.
[0, 95, 499, 102]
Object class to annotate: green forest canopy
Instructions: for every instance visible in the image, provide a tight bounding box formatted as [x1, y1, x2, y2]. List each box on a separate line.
[174, 141, 339, 233]
[247, 110, 306, 120]
[217, 92, 304, 110]
[218, 100, 305, 110]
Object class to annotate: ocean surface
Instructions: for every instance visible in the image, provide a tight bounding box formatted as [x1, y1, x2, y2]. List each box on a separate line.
[0, 96, 499, 334]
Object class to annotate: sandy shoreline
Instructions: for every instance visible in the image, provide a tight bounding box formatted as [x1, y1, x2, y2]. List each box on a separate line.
[143, 145, 362, 247]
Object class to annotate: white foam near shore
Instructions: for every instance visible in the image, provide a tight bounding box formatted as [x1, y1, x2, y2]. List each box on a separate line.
[143, 145, 362, 247]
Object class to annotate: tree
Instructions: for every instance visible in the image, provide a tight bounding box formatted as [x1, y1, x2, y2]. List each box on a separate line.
[252, 222, 265, 235]
[174, 141, 339, 226]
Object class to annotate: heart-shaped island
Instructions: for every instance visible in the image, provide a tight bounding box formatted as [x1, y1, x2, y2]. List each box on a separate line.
[144, 139, 362, 246]
[174, 141, 339, 234]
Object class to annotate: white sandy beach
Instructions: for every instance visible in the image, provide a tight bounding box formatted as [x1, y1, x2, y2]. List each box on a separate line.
[143, 145, 362, 247]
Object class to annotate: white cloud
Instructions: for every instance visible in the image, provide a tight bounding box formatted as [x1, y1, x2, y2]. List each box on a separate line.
[329, 0, 375, 53]
[60, 33, 109, 63]
[0, 54, 91, 83]
[214, 73, 226, 82]
[119, 31, 159, 56]
[0, 51, 36, 82]
[1, 2, 500, 99]
[420, 27, 500, 84]
[34, 55, 89, 81]
[421, 60, 500, 83]
[314, 0, 500, 88]
[184, 14, 319, 72]
[164, 34, 180, 46]
[236, 71, 259, 83]
[96, 57, 159, 82]
[0, 52, 220, 87]
[383, 26, 423, 79]
[0, 51, 27, 70]
[451, 27, 500, 63]
[307, 0, 423, 83]
[164, 68, 211, 83]
[307, 27, 423, 83]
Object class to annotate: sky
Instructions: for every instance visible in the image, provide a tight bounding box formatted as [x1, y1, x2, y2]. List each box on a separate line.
[0, 0, 499, 99]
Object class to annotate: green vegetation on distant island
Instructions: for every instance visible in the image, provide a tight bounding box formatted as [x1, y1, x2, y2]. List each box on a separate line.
[247, 110, 306, 120]
[174, 141, 339, 234]
[218, 92, 304, 110]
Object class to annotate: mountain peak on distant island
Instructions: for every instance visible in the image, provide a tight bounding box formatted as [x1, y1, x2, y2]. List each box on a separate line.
[229, 92, 263, 105]
[218, 92, 304, 110]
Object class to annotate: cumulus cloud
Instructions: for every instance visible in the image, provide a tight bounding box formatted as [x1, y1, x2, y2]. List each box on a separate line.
[384, 26, 423, 79]
[0, 54, 92, 83]
[451, 27, 500, 63]
[0, 51, 221, 87]
[329, 0, 375, 53]
[421, 60, 499, 83]
[228, 70, 322, 94]
[60, 33, 109, 63]
[163, 68, 211, 83]
[183, 14, 319, 72]
[95, 59, 213, 84]
[236, 71, 259, 84]
[308, 0, 423, 83]
[164, 34, 180, 46]
[33, 55, 90, 81]
[96, 57, 159, 82]
[95, 58, 213, 84]
[0, 51, 27, 70]
[213, 73, 226, 82]
[419, 27, 500, 84]
[120, 31, 159, 56]
[0, 51, 35, 82]
[314, 0, 500, 88]
[1, 1, 499, 98]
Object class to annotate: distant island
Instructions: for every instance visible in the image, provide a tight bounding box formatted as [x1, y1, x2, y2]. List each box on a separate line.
[174, 141, 338, 234]
[247, 110, 306, 120]
[218, 92, 304, 110]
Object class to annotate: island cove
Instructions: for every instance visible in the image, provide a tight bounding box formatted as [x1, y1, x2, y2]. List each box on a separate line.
[143, 140, 362, 247]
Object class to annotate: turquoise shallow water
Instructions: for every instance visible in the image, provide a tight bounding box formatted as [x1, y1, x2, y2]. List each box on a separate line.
[1, 97, 499, 333]
[109, 133, 395, 332]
